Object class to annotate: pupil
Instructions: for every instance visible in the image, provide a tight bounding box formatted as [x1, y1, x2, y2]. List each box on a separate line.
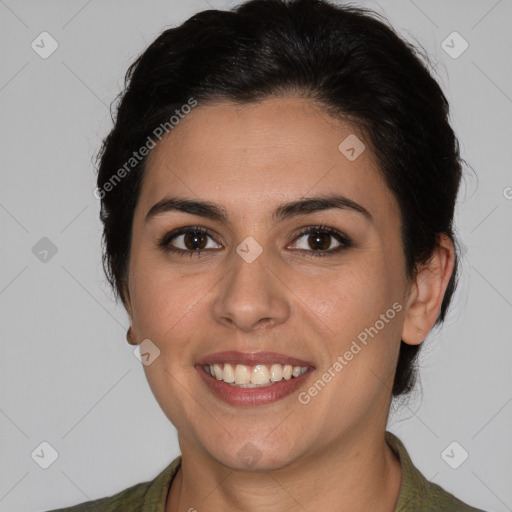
[309, 233, 330, 250]
[185, 232, 207, 250]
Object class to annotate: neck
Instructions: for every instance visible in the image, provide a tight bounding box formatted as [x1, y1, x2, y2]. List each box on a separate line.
[166, 428, 402, 512]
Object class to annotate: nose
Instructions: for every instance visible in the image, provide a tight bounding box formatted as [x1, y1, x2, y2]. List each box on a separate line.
[211, 249, 291, 332]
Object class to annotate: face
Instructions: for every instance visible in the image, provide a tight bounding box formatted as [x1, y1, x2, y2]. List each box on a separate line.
[126, 96, 412, 471]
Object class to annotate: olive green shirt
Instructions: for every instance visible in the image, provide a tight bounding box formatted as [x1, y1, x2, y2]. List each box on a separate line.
[47, 432, 487, 511]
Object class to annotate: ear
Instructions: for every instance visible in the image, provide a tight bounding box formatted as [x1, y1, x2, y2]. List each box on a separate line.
[121, 279, 139, 345]
[401, 234, 455, 345]
[122, 278, 133, 318]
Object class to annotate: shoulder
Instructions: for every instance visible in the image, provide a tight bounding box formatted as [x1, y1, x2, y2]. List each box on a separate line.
[426, 479, 487, 512]
[45, 456, 181, 512]
[385, 432, 488, 512]
[45, 481, 151, 512]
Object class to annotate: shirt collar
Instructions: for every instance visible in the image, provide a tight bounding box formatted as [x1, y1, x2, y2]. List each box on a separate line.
[385, 430, 433, 510]
[141, 455, 182, 511]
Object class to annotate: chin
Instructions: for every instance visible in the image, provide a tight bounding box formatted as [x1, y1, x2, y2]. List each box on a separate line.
[204, 436, 304, 473]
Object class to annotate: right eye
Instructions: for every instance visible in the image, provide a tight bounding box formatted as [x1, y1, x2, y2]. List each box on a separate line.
[158, 226, 222, 256]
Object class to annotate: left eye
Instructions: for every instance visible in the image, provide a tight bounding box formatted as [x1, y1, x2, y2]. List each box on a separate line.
[289, 227, 349, 253]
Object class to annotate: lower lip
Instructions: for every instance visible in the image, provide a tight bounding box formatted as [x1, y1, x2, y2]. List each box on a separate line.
[196, 366, 313, 406]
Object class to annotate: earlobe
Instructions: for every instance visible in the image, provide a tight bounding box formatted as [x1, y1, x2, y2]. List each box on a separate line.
[126, 326, 138, 345]
[401, 234, 455, 345]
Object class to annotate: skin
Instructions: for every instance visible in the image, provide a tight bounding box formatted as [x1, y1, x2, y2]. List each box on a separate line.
[124, 96, 455, 512]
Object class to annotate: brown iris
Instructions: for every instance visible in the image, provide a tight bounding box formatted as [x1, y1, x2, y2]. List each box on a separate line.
[184, 231, 208, 250]
[308, 232, 331, 251]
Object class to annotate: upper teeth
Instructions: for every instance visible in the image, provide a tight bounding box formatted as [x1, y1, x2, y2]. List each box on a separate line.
[205, 363, 309, 387]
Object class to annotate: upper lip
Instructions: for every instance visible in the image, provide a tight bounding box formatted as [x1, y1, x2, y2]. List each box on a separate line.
[196, 351, 314, 368]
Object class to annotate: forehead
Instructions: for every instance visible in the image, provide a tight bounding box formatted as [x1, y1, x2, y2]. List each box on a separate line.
[138, 96, 399, 224]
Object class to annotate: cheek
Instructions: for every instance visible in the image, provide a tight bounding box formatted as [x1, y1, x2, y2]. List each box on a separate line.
[129, 259, 205, 339]
[295, 254, 402, 376]
[295, 257, 387, 328]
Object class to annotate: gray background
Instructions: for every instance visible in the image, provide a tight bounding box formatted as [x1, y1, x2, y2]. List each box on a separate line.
[0, 0, 511, 510]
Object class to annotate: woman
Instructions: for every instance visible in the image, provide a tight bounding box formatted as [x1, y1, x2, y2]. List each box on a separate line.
[49, 0, 488, 510]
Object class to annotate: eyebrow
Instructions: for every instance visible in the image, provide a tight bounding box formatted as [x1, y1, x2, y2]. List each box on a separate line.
[145, 194, 373, 224]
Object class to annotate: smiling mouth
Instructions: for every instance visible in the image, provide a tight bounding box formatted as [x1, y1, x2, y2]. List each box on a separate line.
[203, 363, 311, 388]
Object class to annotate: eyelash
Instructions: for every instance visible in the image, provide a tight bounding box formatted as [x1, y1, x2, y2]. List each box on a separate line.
[157, 223, 353, 258]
